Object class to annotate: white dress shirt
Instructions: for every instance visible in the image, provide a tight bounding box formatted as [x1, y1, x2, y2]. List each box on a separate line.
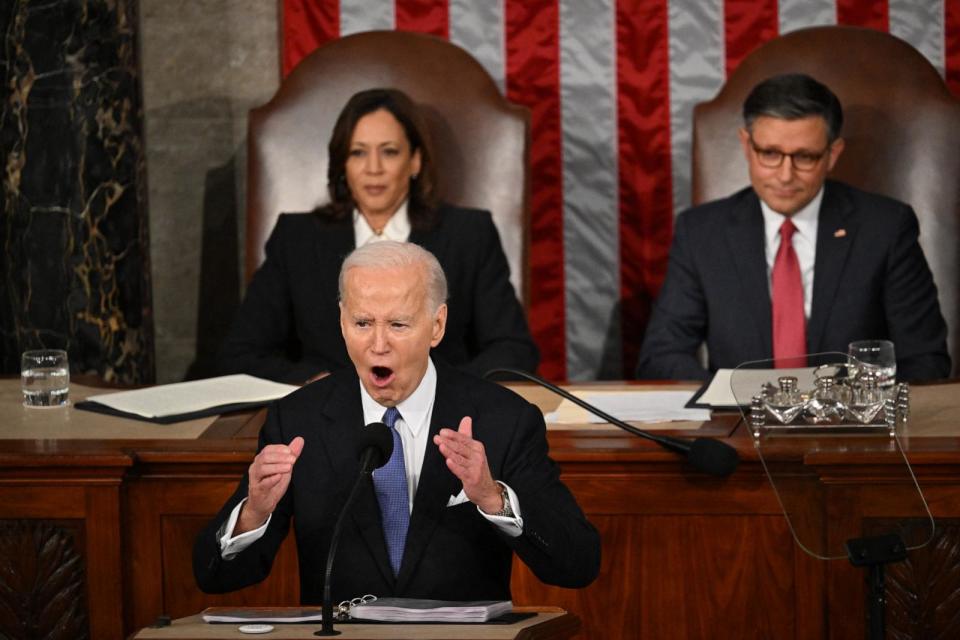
[353, 201, 411, 245]
[219, 359, 522, 558]
[761, 187, 823, 320]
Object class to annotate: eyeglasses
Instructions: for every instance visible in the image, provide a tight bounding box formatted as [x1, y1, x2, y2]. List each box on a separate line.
[749, 138, 830, 171]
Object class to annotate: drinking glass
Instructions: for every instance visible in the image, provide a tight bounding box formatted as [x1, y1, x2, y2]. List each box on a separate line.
[847, 340, 896, 390]
[21, 349, 70, 407]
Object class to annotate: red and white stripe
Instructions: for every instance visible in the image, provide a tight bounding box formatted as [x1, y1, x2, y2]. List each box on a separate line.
[281, 0, 960, 381]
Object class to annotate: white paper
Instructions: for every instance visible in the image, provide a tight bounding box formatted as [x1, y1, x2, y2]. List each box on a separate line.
[85, 374, 298, 418]
[202, 607, 323, 623]
[696, 367, 818, 407]
[350, 598, 513, 622]
[544, 390, 710, 424]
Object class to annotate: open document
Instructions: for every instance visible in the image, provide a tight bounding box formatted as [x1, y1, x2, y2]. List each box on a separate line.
[545, 390, 711, 424]
[75, 374, 298, 424]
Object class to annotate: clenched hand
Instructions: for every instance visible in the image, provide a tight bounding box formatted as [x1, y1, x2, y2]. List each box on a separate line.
[236, 436, 305, 534]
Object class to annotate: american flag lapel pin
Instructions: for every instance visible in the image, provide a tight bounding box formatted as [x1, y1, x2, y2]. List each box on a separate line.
[834, 228, 847, 238]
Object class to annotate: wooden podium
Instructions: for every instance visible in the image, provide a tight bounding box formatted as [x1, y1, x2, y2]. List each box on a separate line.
[132, 607, 579, 640]
[5, 379, 960, 638]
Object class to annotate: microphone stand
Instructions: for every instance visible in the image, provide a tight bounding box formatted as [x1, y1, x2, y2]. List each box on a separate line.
[314, 465, 373, 636]
[846, 533, 907, 640]
[485, 368, 739, 476]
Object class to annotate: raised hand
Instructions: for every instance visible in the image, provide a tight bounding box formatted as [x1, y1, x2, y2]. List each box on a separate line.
[236, 436, 305, 534]
[433, 417, 502, 514]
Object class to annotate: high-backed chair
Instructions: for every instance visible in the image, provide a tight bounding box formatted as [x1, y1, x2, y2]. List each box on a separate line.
[693, 26, 960, 375]
[246, 30, 530, 303]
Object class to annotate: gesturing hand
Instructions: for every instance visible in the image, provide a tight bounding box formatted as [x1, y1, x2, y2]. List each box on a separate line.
[433, 417, 502, 514]
[236, 436, 305, 534]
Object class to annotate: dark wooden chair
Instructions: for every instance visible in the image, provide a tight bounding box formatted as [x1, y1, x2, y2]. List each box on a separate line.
[692, 26, 960, 374]
[245, 30, 530, 303]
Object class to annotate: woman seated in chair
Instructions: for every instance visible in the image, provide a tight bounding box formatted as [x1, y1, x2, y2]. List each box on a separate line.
[218, 88, 539, 383]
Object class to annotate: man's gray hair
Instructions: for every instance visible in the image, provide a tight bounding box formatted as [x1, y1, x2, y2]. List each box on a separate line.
[339, 240, 448, 313]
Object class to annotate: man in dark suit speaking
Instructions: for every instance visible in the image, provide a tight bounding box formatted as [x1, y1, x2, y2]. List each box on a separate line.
[637, 73, 950, 382]
[194, 240, 600, 603]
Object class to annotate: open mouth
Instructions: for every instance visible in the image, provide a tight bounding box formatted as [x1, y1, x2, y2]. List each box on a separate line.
[371, 366, 395, 387]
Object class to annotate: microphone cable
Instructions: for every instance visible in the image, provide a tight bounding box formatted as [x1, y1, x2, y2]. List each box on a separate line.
[485, 368, 739, 477]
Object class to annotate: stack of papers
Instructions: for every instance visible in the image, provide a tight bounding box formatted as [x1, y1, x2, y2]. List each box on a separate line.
[75, 374, 298, 423]
[349, 598, 513, 622]
[202, 607, 324, 623]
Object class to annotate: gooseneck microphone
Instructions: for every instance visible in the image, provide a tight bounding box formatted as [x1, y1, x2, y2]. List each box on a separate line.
[316, 422, 393, 636]
[485, 368, 739, 477]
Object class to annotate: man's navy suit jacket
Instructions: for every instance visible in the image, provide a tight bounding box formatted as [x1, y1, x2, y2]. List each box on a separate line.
[637, 180, 950, 381]
[193, 362, 601, 603]
[217, 205, 539, 383]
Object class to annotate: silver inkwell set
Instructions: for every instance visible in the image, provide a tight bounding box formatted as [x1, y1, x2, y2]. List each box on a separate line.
[740, 355, 910, 438]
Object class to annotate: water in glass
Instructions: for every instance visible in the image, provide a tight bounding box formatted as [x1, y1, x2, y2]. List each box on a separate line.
[21, 350, 69, 407]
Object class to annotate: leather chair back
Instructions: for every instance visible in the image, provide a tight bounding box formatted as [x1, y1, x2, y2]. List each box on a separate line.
[693, 26, 960, 374]
[246, 30, 530, 302]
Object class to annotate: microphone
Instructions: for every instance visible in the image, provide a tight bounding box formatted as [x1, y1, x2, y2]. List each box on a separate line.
[357, 421, 394, 474]
[317, 422, 393, 636]
[485, 368, 739, 477]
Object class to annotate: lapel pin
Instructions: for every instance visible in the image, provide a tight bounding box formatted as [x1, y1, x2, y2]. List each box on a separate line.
[834, 228, 847, 238]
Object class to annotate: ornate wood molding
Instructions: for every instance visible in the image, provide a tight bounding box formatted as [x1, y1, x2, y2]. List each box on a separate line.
[0, 520, 89, 640]
[863, 518, 960, 639]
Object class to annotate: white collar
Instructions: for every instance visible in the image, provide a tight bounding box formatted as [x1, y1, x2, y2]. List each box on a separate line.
[761, 186, 823, 246]
[353, 201, 411, 245]
[358, 357, 436, 438]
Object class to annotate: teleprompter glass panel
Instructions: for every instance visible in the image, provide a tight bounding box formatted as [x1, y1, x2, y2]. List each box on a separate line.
[731, 352, 933, 561]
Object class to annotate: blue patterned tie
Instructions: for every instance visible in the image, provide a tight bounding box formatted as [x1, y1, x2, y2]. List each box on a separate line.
[373, 407, 409, 575]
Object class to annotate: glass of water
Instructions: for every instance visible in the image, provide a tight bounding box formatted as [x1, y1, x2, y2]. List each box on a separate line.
[848, 340, 896, 390]
[21, 349, 70, 407]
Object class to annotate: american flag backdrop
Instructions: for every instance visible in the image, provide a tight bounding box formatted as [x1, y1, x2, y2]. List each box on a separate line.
[281, 0, 960, 381]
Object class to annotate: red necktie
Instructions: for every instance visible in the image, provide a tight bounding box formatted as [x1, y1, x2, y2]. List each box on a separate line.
[771, 219, 806, 367]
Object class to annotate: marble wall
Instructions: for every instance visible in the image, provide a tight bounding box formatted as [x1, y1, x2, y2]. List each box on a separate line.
[1, 1, 280, 384]
[139, 0, 278, 382]
[0, 0, 153, 384]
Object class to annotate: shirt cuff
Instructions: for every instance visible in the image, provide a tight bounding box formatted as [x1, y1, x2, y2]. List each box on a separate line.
[477, 481, 524, 538]
[218, 498, 272, 559]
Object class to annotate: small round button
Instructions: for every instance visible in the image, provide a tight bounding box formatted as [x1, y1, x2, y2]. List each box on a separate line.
[238, 624, 274, 634]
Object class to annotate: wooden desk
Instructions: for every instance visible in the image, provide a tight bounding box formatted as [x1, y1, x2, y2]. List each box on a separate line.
[132, 607, 578, 640]
[2, 380, 960, 639]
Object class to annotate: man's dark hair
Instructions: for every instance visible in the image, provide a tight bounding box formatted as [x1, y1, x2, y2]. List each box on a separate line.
[743, 73, 844, 142]
[320, 88, 439, 230]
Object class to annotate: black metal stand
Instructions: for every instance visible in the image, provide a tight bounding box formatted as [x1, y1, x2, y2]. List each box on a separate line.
[314, 473, 370, 636]
[845, 534, 907, 640]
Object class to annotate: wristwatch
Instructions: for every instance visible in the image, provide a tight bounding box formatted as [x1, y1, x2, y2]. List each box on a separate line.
[491, 483, 514, 518]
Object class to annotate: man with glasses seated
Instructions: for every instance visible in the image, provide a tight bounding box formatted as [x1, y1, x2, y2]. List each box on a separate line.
[637, 73, 950, 382]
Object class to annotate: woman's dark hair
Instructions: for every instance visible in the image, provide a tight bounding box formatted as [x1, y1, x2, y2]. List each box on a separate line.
[743, 73, 844, 142]
[320, 88, 439, 229]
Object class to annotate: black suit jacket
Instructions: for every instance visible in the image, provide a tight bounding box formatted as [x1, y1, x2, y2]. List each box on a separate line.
[218, 205, 539, 383]
[637, 181, 950, 382]
[193, 362, 600, 603]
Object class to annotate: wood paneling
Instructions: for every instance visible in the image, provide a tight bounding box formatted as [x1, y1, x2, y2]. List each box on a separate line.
[638, 515, 795, 638]
[125, 478, 300, 632]
[160, 516, 300, 618]
[4, 400, 960, 639]
[0, 477, 126, 639]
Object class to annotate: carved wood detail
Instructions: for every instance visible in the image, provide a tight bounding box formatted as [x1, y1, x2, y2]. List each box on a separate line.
[863, 518, 960, 639]
[0, 520, 89, 640]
